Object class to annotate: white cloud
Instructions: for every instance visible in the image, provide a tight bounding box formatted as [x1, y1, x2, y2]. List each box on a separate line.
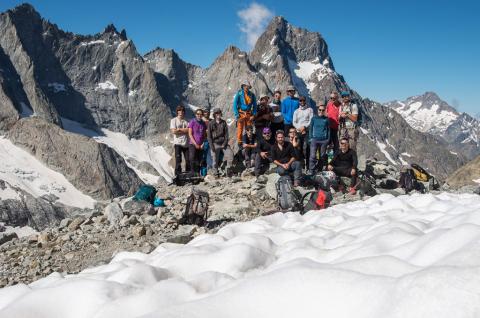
[237, 2, 274, 50]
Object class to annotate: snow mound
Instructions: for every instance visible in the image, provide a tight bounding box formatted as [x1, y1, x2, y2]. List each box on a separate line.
[2, 193, 480, 317]
[0, 137, 96, 209]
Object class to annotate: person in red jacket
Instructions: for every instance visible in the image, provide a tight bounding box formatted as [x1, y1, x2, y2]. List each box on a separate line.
[326, 91, 341, 154]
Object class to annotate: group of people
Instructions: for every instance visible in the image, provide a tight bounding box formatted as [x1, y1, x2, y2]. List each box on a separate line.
[170, 81, 360, 194]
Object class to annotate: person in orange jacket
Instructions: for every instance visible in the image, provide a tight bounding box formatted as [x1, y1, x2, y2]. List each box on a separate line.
[233, 80, 257, 145]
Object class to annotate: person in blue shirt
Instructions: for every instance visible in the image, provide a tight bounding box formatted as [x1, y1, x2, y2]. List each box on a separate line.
[308, 103, 330, 174]
[233, 80, 257, 145]
[281, 85, 299, 134]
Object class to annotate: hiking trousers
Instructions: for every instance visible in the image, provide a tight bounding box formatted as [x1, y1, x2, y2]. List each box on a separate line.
[339, 127, 359, 151]
[255, 155, 271, 177]
[333, 166, 357, 187]
[189, 144, 204, 174]
[309, 139, 329, 172]
[211, 143, 233, 170]
[236, 111, 253, 143]
[242, 147, 257, 168]
[276, 161, 302, 182]
[330, 128, 339, 154]
[174, 144, 190, 175]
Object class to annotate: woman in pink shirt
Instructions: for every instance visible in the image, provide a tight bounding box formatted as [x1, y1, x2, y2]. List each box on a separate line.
[326, 91, 341, 153]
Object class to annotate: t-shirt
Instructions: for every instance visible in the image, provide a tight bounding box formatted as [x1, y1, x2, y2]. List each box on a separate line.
[340, 103, 358, 129]
[332, 148, 358, 169]
[170, 117, 188, 146]
[270, 101, 284, 124]
[242, 133, 257, 146]
[327, 100, 341, 130]
[272, 142, 296, 164]
[188, 119, 207, 145]
[257, 135, 275, 153]
[255, 104, 272, 128]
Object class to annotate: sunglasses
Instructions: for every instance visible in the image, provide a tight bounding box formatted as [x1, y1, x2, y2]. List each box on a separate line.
[318, 109, 326, 112]
[340, 142, 348, 145]
[299, 99, 306, 102]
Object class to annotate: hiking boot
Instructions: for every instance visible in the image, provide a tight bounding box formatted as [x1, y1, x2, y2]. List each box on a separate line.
[348, 187, 356, 195]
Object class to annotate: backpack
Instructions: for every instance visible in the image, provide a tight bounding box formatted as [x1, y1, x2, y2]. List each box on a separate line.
[356, 172, 377, 197]
[275, 176, 302, 211]
[399, 169, 418, 194]
[180, 188, 210, 226]
[133, 185, 157, 204]
[172, 172, 203, 186]
[300, 189, 332, 214]
[411, 164, 431, 182]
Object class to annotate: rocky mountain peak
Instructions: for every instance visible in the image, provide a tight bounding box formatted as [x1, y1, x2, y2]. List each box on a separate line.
[102, 23, 127, 40]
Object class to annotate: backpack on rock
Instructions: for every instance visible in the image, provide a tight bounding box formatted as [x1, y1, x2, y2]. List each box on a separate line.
[276, 176, 302, 211]
[180, 188, 210, 226]
[301, 189, 332, 214]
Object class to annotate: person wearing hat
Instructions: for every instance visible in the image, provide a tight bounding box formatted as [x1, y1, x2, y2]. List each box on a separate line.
[281, 85, 299, 134]
[233, 80, 257, 145]
[270, 90, 284, 134]
[254, 95, 273, 134]
[326, 91, 341, 154]
[255, 127, 275, 178]
[207, 108, 233, 176]
[339, 91, 359, 151]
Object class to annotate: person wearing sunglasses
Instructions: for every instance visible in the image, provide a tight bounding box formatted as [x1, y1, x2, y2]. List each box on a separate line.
[233, 80, 257, 145]
[254, 127, 275, 178]
[308, 103, 330, 174]
[339, 91, 359, 151]
[327, 137, 358, 194]
[293, 96, 313, 170]
[281, 85, 299, 134]
[170, 105, 190, 176]
[188, 109, 207, 175]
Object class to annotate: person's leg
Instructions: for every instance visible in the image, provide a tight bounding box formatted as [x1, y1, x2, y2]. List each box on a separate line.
[181, 146, 190, 172]
[302, 132, 310, 170]
[318, 140, 329, 171]
[189, 144, 198, 173]
[348, 127, 359, 152]
[309, 139, 320, 172]
[236, 115, 245, 143]
[223, 146, 234, 168]
[291, 161, 302, 183]
[214, 146, 223, 170]
[276, 165, 287, 176]
[174, 145, 182, 175]
[243, 148, 252, 167]
[330, 129, 339, 154]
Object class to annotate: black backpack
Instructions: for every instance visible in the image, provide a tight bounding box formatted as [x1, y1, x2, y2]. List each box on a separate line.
[180, 188, 210, 226]
[399, 169, 419, 194]
[172, 172, 203, 186]
[275, 176, 302, 211]
[300, 189, 332, 214]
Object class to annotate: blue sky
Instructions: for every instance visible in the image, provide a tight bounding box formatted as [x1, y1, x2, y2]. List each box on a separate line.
[1, 0, 479, 116]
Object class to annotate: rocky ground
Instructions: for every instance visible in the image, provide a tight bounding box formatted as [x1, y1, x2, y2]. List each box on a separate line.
[1, 161, 478, 288]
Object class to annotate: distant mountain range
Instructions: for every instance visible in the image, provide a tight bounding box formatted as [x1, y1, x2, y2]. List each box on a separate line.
[0, 3, 467, 229]
[385, 92, 480, 160]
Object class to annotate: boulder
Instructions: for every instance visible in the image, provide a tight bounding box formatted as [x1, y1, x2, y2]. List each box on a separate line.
[0, 232, 17, 245]
[123, 200, 155, 216]
[104, 202, 124, 225]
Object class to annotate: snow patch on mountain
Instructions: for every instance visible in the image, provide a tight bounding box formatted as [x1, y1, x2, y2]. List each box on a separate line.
[287, 58, 332, 94]
[0, 137, 96, 209]
[61, 118, 174, 183]
[392, 101, 458, 133]
[2, 193, 480, 317]
[96, 81, 118, 91]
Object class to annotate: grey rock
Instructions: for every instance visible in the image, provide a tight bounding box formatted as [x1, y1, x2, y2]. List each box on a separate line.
[104, 202, 124, 225]
[59, 218, 72, 229]
[132, 225, 146, 238]
[167, 225, 197, 244]
[123, 200, 155, 216]
[265, 173, 280, 199]
[37, 232, 52, 245]
[68, 217, 84, 231]
[0, 232, 17, 245]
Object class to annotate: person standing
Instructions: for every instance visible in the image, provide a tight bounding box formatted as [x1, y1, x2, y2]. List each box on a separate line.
[281, 85, 299, 133]
[207, 108, 233, 176]
[272, 130, 302, 187]
[188, 109, 207, 175]
[202, 108, 212, 175]
[254, 95, 273, 134]
[233, 80, 257, 145]
[326, 91, 341, 154]
[338, 91, 359, 151]
[292, 96, 313, 169]
[270, 90, 284, 134]
[308, 104, 330, 174]
[170, 105, 190, 176]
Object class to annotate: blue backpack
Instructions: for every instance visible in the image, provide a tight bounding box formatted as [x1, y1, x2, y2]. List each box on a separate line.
[133, 185, 157, 204]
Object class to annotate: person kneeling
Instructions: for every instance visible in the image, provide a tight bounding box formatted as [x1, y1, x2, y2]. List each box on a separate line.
[207, 108, 233, 176]
[272, 130, 302, 187]
[327, 138, 357, 194]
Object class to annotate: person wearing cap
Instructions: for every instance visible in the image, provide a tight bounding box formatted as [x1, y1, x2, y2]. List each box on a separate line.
[242, 125, 257, 168]
[270, 90, 284, 134]
[272, 130, 302, 187]
[292, 96, 314, 169]
[281, 85, 299, 134]
[255, 127, 275, 178]
[207, 108, 233, 176]
[308, 103, 330, 174]
[326, 91, 341, 153]
[188, 109, 208, 174]
[170, 105, 191, 176]
[339, 91, 359, 151]
[254, 95, 273, 134]
[233, 80, 257, 144]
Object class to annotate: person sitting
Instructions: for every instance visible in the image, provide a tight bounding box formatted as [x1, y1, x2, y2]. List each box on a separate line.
[255, 127, 275, 178]
[188, 109, 207, 175]
[170, 105, 190, 176]
[308, 104, 330, 174]
[327, 138, 358, 194]
[255, 95, 273, 134]
[272, 130, 302, 187]
[287, 127, 304, 169]
[207, 108, 233, 176]
[242, 125, 257, 168]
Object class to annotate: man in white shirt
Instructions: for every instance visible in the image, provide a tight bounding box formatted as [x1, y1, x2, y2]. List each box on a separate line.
[293, 96, 313, 169]
[338, 91, 359, 151]
[170, 105, 190, 176]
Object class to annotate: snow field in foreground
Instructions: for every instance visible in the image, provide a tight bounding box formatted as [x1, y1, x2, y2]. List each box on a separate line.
[1, 193, 480, 317]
